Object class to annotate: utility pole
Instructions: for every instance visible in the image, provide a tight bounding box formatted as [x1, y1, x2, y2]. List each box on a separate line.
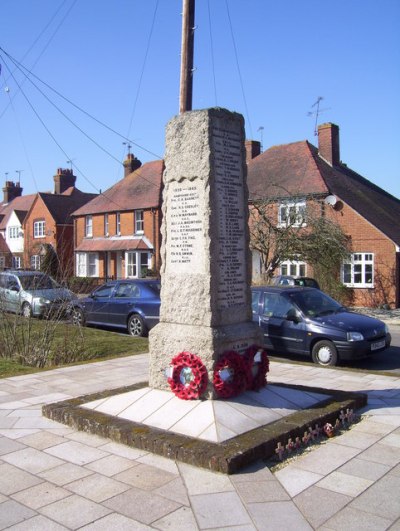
[179, 0, 195, 114]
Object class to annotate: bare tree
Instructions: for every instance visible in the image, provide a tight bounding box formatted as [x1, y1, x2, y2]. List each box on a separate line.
[249, 195, 351, 299]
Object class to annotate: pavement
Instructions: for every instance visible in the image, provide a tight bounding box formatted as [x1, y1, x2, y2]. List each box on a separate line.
[0, 353, 400, 530]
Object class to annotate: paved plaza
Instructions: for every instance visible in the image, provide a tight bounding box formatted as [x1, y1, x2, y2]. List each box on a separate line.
[0, 353, 399, 530]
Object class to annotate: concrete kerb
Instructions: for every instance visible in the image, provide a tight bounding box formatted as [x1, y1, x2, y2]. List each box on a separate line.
[42, 381, 367, 475]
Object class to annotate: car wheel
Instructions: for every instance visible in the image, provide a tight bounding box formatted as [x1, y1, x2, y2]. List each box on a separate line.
[311, 340, 338, 366]
[128, 314, 147, 337]
[22, 302, 33, 318]
[71, 307, 85, 326]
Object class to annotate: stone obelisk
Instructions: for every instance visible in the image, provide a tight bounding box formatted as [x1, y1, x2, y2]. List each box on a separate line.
[149, 107, 262, 399]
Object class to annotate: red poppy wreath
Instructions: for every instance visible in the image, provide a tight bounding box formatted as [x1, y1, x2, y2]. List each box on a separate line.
[244, 344, 270, 391]
[167, 352, 208, 400]
[213, 350, 250, 398]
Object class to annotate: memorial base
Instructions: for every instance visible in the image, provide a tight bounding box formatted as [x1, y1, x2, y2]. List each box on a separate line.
[149, 321, 263, 399]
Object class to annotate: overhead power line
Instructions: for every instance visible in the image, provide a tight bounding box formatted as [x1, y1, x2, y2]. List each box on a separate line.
[0, 47, 162, 161]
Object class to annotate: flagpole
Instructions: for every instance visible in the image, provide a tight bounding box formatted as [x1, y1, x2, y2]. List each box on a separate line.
[179, 0, 195, 114]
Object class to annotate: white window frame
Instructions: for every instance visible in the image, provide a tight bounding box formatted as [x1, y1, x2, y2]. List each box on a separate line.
[33, 220, 45, 238]
[12, 256, 22, 269]
[278, 199, 306, 227]
[135, 210, 144, 234]
[125, 251, 150, 278]
[342, 253, 374, 288]
[76, 252, 99, 277]
[85, 215, 93, 238]
[30, 255, 41, 270]
[0, 256, 5, 269]
[116, 212, 121, 235]
[280, 260, 306, 277]
[104, 213, 109, 236]
[8, 226, 19, 239]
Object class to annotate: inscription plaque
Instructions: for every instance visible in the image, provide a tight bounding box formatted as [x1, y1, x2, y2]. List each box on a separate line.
[166, 181, 204, 275]
[213, 125, 246, 309]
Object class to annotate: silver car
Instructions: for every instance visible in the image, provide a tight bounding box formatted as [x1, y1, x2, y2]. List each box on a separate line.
[0, 270, 76, 318]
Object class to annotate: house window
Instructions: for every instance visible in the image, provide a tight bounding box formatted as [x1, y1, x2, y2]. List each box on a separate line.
[8, 226, 20, 239]
[33, 220, 45, 238]
[280, 260, 306, 277]
[0, 256, 5, 270]
[116, 212, 121, 235]
[104, 214, 109, 236]
[12, 256, 21, 269]
[135, 210, 144, 234]
[76, 252, 98, 277]
[342, 253, 374, 288]
[126, 251, 149, 278]
[278, 200, 306, 227]
[30, 255, 41, 270]
[85, 215, 93, 237]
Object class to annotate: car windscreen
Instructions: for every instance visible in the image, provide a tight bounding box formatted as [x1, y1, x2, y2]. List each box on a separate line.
[288, 290, 343, 317]
[19, 275, 58, 290]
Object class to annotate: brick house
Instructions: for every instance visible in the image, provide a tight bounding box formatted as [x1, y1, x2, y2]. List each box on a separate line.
[246, 123, 400, 308]
[22, 169, 97, 277]
[0, 181, 36, 269]
[72, 155, 164, 279]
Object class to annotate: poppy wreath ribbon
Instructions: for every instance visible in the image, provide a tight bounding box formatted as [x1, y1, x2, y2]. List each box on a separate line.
[167, 352, 208, 400]
[244, 344, 270, 391]
[213, 350, 251, 398]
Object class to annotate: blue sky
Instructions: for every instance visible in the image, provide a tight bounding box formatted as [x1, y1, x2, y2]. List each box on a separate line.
[1, 0, 399, 199]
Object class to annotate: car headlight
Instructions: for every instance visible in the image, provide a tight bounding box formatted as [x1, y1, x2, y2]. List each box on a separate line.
[37, 297, 51, 305]
[347, 331, 364, 342]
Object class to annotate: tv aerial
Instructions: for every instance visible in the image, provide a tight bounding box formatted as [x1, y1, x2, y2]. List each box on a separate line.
[307, 97, 331, 136]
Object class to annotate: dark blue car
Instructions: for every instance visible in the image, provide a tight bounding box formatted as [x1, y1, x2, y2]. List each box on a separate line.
[251, 286, 391, 366]
[71, 279, 160, 337]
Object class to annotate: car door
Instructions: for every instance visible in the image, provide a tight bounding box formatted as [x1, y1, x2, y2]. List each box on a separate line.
[4, 275, 21, 313]
[106, 282, 140, 327]
[259, 292, 307, 355]
[85, 283, 115, 324]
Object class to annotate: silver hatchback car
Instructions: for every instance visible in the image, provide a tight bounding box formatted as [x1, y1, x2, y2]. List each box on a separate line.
[0, 270, 76, 318]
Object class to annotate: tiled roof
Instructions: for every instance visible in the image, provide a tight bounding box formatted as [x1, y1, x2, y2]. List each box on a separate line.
[247, 141, 328, 200]
[0, 194, 36, 230]
[72, 160, 164, 216]
[0, 234, 11, 253]
[247, 140, 400, 246]
[39, 188, 98, 224]
[75, 237, 151, 252]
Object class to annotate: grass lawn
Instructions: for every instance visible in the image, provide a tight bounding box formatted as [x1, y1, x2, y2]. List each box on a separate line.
[0, 316, 149, 378]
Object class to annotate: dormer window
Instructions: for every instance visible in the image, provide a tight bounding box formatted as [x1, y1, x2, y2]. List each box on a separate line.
[8, 226, 20, 239]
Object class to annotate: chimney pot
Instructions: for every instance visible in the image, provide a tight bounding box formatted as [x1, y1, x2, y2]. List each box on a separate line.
[245, 140, 261, 164]
[123, 153, 142, 177]
[54, 168, 76, 194]
[2, 180, 23, 203]
[318, 123, 340, 166]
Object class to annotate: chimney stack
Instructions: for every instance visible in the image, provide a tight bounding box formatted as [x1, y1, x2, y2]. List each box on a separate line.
[2, 181, 23, 204]
[123, 153, 142, 177]
[245, 140, 261, 164]
[54, 168, 76, 194]
[318, 123, 340, 166]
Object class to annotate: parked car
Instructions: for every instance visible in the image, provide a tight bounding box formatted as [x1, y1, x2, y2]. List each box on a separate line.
[0, 270, 76, 318]
[70, 279, 161, 337]
[270, 275, 320, 289]
[251, 285, 391, 366]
